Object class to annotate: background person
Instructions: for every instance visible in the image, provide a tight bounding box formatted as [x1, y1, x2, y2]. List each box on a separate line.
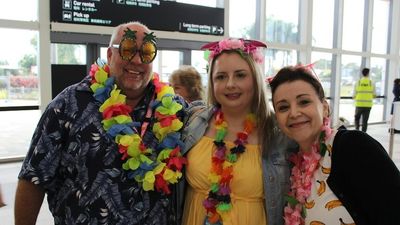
[180, 38, 292, 225]
[169, 65, 204, 103]
[14, 21, 186, 225]
[270, 65, 400, 225]
[353, 67, 376, 132]
[0, 185, 5, 208]
[391, 78, 400, 115]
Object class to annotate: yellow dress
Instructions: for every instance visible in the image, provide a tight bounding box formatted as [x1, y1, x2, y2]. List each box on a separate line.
[182, 136, 267, 225]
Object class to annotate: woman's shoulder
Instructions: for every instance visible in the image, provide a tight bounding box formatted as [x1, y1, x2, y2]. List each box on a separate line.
[186, 100, 206, 116]
[185, 103, 215, 123]
[265, 127, 298, 157]
[334, 128, 375, 144]
[332, 127, 386, 159]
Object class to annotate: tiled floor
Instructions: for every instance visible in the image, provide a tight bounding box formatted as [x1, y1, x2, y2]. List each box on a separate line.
[0, 124, 399, 225]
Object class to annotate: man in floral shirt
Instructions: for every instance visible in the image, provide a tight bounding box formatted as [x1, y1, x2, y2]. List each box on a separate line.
[15, 21, 187, 225]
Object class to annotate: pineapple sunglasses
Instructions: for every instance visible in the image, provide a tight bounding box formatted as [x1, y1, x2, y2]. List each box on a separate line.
[111, 28, 157, 64]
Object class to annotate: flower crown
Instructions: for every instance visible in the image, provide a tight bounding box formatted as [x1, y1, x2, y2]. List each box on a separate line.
[265, 62, 319, 83]
[201, 38, 267, 64]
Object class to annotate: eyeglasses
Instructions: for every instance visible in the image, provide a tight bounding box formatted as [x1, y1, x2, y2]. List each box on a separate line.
[112, 38, 157, 64]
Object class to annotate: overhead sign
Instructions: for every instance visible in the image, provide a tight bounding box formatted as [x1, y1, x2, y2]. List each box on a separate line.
[51, 0, 225, 36]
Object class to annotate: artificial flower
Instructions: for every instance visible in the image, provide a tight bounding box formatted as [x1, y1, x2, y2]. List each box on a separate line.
[203, 109, 256, 224]
[102, 103, 132, 119]
[201, 38, 267, 64]
[283, 120, 333, 224]
[90, 59, 186, 194]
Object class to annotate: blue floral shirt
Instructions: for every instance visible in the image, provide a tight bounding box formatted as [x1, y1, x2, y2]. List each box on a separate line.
[19, 75, 186, 225]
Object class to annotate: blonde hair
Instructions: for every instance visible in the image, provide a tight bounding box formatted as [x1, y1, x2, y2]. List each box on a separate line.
[169, 65, 204, 102]
[206, 50, 275, 153]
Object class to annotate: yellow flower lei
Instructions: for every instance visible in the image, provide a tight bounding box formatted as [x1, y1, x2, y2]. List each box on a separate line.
[89, 59, 187, 194]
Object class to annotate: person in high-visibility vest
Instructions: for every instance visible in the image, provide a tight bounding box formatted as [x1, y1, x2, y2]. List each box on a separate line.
[353, 68, 376, 132]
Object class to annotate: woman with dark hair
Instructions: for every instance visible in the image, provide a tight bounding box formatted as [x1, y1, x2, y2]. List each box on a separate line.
[269, 66, 400, 225]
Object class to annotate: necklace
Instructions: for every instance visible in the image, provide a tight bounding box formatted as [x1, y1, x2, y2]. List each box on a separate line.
[203, 108, 256, 225]
[89, 59, 187, 194]
[284, 120, 333, 225]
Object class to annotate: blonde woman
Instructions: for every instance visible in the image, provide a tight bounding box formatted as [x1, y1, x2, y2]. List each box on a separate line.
[179, 38, 293, 225]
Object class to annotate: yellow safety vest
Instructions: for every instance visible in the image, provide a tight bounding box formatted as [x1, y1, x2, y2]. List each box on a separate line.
[355, 77, 374, 107]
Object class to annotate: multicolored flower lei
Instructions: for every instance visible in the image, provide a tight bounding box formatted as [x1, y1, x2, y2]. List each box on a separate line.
[284, 118, 333, 225]
[203, 108, 256, 225]
[89, 58, 187, 194]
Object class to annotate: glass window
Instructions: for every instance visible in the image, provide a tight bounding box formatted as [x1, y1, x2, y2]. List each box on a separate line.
[50, 44, 87, 65]
[191, 50, 208, 87]
[312, 0, 334, 48]
[371, 0, 390, 54]
[0, 110, 41, 159]
[339, 55, 361, 124]
[0, 0, 37, 21]
[100, 47, 108, 62]
[312, 52, 333, 97]
[0, 28, 39, 107]
[152, 50, 183, 83]
[370, 57, 386, 96]
[340, 55, 361, 96]
[338, 98, 355, 126]
[368, 57, 386, 122]
[342, 0, 365, 52]
[229, 0, 257, 38]
[266, 0, 299, 44]
[152, 52, 160, 79]
[265, 49, 298, 76]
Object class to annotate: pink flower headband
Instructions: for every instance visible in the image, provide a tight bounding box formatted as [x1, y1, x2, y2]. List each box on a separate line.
[201, 38, 267, 64]
[265, 62, 319, 83]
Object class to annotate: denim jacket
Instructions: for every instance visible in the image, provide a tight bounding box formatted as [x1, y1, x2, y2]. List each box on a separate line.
[177, 105, 292, 225]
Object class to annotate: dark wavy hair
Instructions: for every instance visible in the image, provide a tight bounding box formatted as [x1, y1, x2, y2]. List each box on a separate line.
[362, 68, 370, 76]
[269, 66, 326, 102]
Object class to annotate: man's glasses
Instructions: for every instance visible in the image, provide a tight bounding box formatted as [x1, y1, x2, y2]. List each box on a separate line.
[112, 38, 157, 64]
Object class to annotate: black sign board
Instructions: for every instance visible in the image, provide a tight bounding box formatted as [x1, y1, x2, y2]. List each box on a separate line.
[51, 0, 224, 36]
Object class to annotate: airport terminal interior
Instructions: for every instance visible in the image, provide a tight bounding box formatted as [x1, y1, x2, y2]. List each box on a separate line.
[1, 0, 400, 224]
